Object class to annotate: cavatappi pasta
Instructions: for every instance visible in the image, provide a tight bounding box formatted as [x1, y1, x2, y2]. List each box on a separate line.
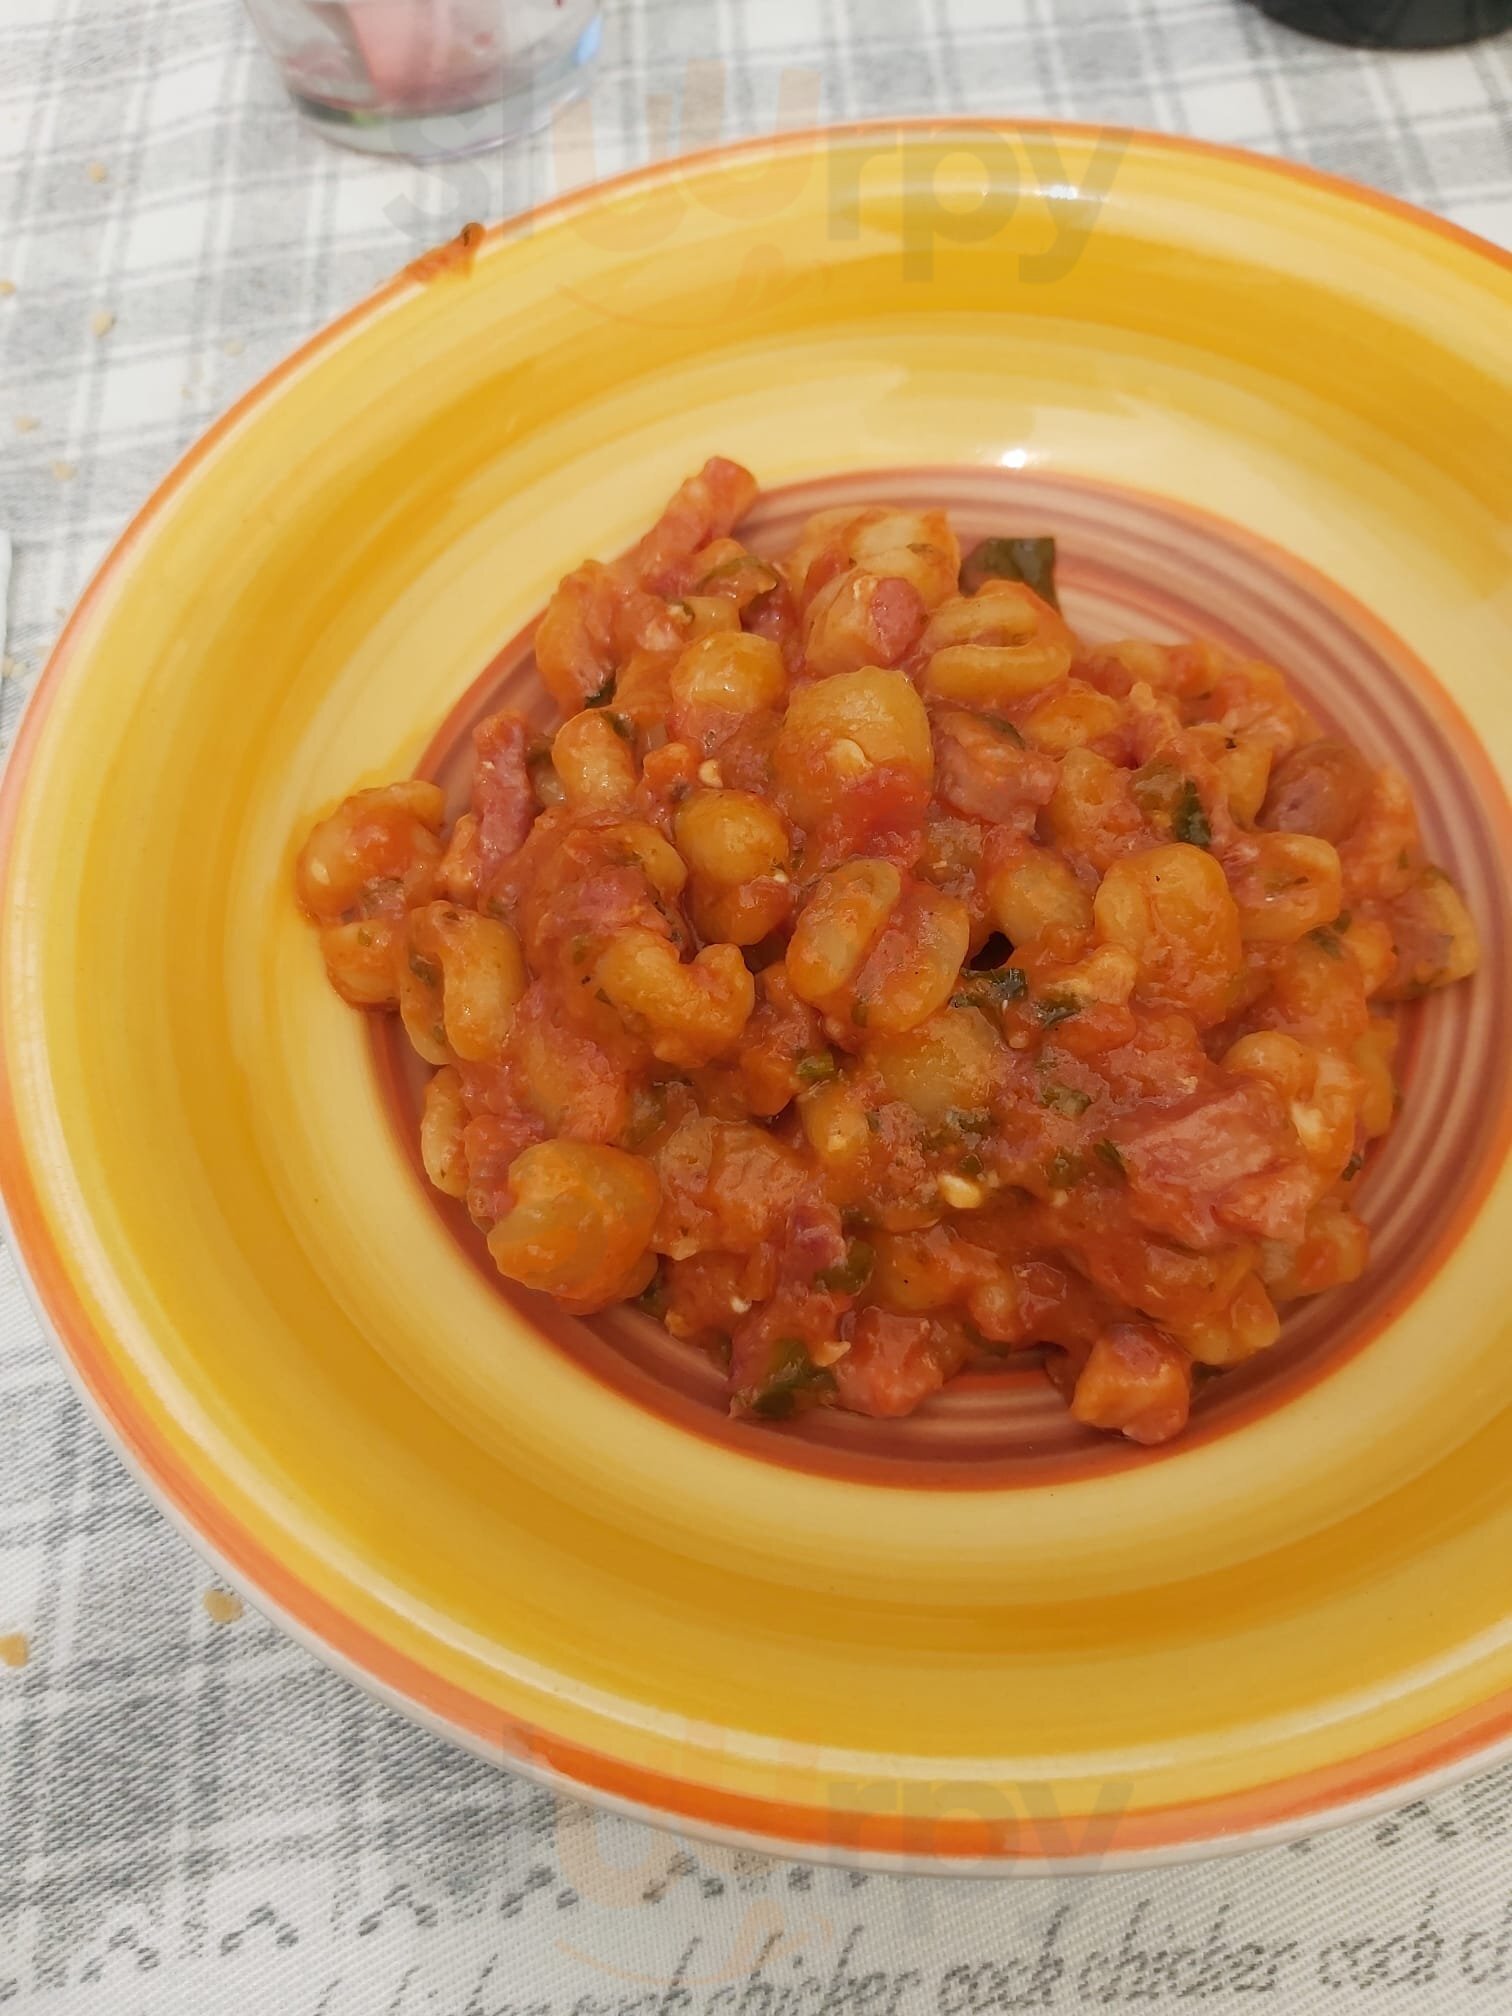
[297, 459, 1478, 1442]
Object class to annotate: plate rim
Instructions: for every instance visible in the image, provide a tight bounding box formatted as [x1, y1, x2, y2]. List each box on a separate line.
[3, 118, 1511, 1871]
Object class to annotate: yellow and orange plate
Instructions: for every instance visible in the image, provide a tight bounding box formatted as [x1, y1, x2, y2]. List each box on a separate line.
[1, 125, 1509, 1872]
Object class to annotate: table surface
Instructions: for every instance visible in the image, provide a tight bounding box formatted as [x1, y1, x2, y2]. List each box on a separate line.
[3, 2, 1512, 2010]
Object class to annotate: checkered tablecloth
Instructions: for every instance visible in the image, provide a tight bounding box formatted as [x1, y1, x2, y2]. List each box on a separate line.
[3, 2, 1512, 2010]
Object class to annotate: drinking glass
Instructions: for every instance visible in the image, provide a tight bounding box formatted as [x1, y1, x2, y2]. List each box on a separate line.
[243, 0, 603, 160]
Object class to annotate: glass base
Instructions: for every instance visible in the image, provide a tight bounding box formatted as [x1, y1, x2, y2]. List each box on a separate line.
[287, 14, 600, 161]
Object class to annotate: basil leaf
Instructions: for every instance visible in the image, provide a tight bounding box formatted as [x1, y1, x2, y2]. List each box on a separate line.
[816, 1240, 875, 1296]
[1172, 779, 1212, 849]
[795, 1051, 838, 1085]
[960, 535, 1059, 608]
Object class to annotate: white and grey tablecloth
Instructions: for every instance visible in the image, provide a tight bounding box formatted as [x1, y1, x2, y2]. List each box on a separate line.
[3, 2, 1512, 2009]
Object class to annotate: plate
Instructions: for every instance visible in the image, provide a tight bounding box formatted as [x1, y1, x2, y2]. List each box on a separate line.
[2, 124, 1510, 1871]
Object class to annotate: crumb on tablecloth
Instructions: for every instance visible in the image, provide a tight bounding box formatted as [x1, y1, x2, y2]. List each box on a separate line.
[91, 308, 115, 337]
[51, 461, 75, 481]
[86, 160, 108, 183]
[202, 1588, 243, 1624]
[0, 1633, 30, 1668]
[14, 415, 38, 433]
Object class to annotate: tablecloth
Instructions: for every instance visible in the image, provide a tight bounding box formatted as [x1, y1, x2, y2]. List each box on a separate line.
[3, 2, 1512, 2009]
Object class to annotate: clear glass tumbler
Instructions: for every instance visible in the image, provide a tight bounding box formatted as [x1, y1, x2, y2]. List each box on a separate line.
[243, 0, 602, 160]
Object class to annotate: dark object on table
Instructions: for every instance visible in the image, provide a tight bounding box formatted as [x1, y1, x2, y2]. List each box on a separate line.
[1250, 0, 1512, 44]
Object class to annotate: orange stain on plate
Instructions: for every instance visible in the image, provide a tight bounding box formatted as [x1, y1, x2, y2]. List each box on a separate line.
[405, 219, 486, 286]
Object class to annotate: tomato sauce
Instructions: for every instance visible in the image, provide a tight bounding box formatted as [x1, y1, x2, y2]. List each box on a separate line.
[296, 459, 1479, 1444]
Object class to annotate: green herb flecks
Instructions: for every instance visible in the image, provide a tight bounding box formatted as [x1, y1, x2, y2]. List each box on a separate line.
[1310, 911, 1353, 959]
[750, 1338, 836, 1419]
[951, 965, 1028, 1015]
[960, 535, 1059, 608]
[635, 1265, 668, 1318]
[795, 1051, 838, 1085]
[816, 1239, 875, 1297]
[1130, 760, 1181, 818]
[1172, 779, 1212, 849]
[945, 1108, 994, 1135]
[983, 713, 1026, 747]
